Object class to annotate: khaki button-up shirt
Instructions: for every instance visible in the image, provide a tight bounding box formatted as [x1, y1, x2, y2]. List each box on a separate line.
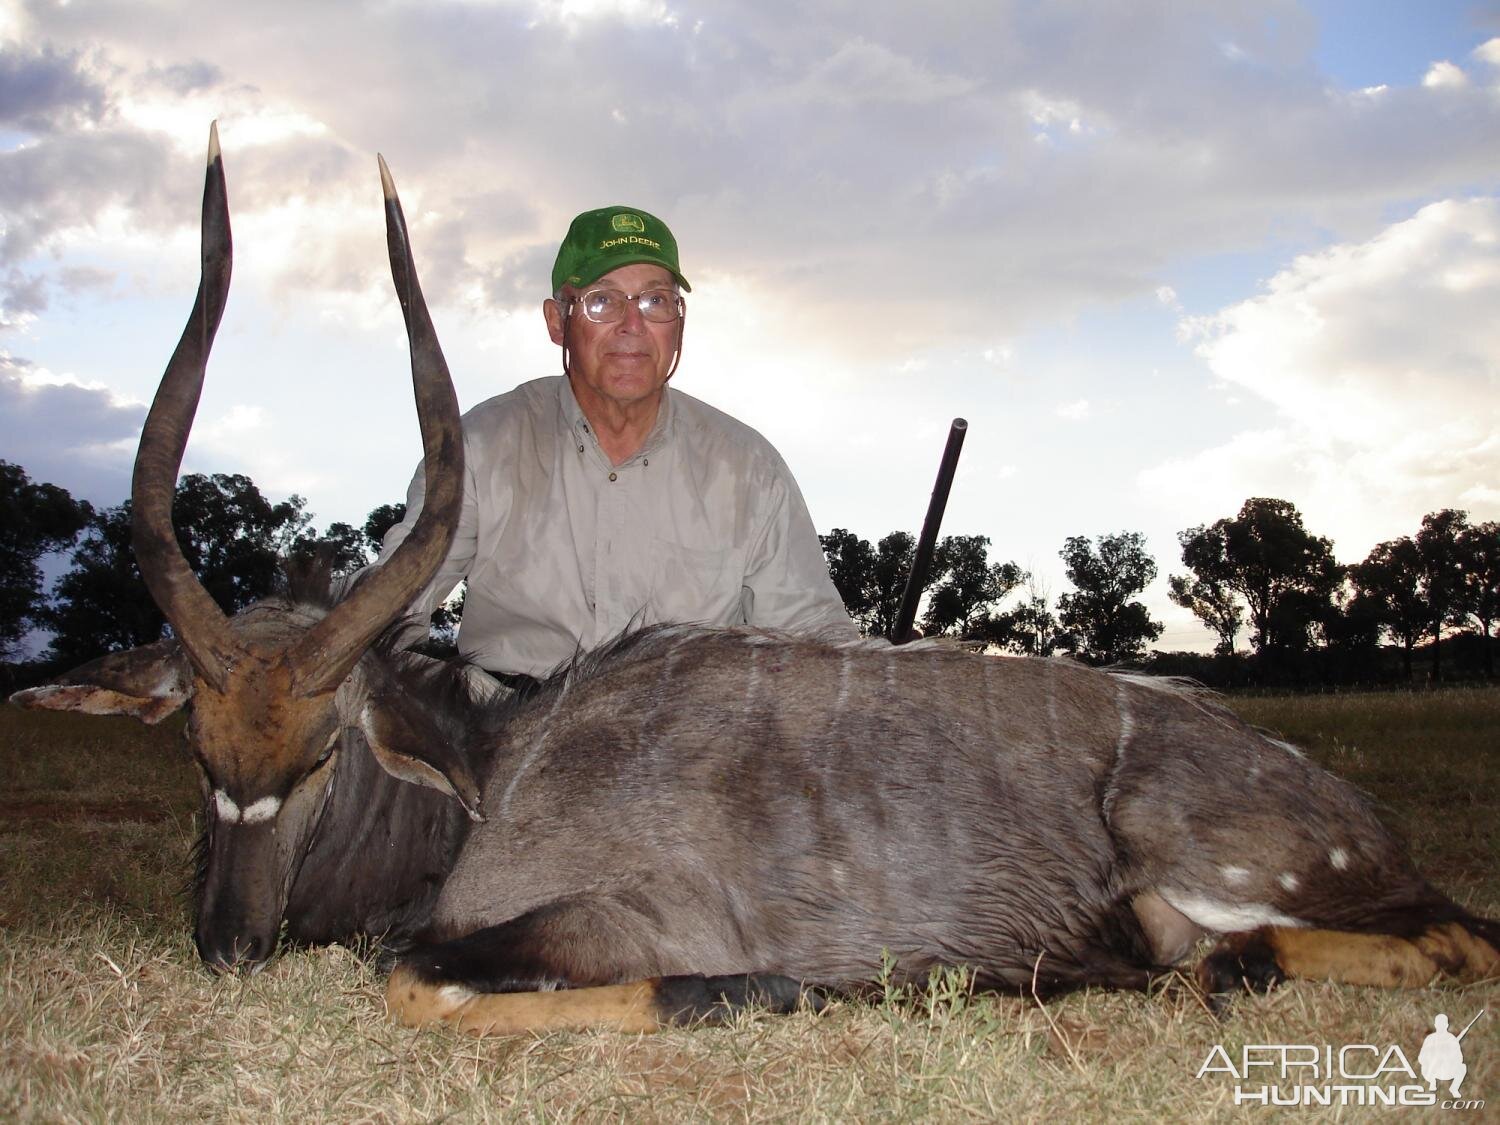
[380, 377, 857, 676]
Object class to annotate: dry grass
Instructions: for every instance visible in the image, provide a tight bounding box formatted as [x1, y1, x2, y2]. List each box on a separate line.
[2, 689, 1497, 1121]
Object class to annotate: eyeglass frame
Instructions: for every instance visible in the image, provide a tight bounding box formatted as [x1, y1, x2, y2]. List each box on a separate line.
[564, 286, 686, 325]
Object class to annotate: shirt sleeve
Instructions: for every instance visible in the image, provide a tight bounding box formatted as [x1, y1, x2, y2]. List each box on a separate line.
[741, 454, 860, 639]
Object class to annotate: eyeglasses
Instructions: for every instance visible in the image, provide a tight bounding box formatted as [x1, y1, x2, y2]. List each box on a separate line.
[567, 287, 685, 324]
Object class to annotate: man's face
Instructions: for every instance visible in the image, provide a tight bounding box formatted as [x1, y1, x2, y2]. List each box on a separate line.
[545, 262, 682, 416]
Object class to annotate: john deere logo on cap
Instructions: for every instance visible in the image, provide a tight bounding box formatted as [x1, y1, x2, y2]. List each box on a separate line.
[611, 213, 647, 234]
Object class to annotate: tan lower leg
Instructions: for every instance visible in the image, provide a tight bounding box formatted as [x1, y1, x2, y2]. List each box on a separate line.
[385, 965, 664, 1036]
[1265, 929, 1441, 987]
[1264, 922, 1499, 988]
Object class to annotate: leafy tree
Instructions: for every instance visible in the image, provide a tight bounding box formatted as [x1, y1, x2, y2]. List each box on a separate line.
[0, 461, 93, 658]
[44, 503, 165, 665]
[819, 528, 921, 638]
[1413, 509, 1470, 681]
[821, 528, 878, 624]
[1350, 536, 1425, 680]
[1056, 531, 1163, 665]
[171, 473, 312, 611]
[868, 531, 917, 639]
[1003, 572, 1067, 657]
[1457, 519, 1499, 679]
[363, 502, 407, 557]
[1173, 498, 1341, 657]
[1167, 569, 1243, 656]
[45, 473, 312, 666]
[292, 521, 371, 574]
[921, 534, 1022, 644]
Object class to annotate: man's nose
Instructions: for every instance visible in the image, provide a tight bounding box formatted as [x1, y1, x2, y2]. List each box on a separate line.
[615, 299, 647, 333]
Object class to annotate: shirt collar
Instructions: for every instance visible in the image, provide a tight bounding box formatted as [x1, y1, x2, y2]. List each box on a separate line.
[558, 377, 676, 462]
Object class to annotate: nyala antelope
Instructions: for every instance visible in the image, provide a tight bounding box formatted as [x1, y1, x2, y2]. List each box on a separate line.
[13, 127, 1498, 1037]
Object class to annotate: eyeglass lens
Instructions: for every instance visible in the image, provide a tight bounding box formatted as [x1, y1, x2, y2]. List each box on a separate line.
[578, 289, 682, 323]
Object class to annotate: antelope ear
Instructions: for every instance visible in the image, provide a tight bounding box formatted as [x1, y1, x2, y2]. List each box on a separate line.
[8, 639, 193, 725]
[357, 699, 484, 822]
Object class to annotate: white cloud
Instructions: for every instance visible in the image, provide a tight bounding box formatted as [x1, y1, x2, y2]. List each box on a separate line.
[1158, 197, 1500, 557]
[1056, 399, 1090, 421]
[1422, 60, 1468, 88]
[6, 2, 1500, 653]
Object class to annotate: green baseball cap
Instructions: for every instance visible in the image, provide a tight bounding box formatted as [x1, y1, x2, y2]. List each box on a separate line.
[551, 205, 691, 294]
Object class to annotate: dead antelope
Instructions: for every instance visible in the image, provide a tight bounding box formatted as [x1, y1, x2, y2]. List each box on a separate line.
[12, 128, 1498, 1038]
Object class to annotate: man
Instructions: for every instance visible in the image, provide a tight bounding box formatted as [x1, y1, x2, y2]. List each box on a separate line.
[377, 205, 857, 678]
[1418, 1012, 1468, 1098]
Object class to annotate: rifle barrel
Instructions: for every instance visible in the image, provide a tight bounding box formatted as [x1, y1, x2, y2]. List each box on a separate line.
[1455, 1008, 1486, 1040]
[891, 418, 967, 644]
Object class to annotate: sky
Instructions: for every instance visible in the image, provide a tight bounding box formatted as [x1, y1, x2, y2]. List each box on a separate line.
[2, 0, 1498, 653]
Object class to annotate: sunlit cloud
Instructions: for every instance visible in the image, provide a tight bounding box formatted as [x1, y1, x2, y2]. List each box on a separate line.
[1157, 196, 1500, 557]
[6, 1, 1500, 652]
[1422, 60, 1468, 89]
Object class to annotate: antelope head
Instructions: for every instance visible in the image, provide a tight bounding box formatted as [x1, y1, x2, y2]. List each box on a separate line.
[12, 125, 470, 970]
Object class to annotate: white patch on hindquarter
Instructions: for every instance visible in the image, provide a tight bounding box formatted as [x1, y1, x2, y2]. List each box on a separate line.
[1161, 891, 1303, 933]
[1278, 872, 1300, 892]
[1329, 847, 1350, 871]
[1220, 865, 1251, 886]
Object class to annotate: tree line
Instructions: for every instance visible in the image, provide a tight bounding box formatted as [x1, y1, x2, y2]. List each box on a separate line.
[3, 459, 1496, 688]
[821, 497, 1498, 685]
[1, 460, 405, 674]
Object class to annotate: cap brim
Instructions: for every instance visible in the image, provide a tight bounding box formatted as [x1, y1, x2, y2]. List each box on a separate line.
[572, 255, 691, 293]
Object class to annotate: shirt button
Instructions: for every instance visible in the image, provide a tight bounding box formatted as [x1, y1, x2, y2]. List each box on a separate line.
[608, 471, 618, 482]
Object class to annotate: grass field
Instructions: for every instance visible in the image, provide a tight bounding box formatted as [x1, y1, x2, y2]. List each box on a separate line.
[2, 687, 1497, 1122]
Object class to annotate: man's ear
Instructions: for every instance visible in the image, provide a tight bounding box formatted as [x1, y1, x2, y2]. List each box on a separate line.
[9, 639, 193, 725]
[544, 296, 566, 345]
[356, 698, 484, 822]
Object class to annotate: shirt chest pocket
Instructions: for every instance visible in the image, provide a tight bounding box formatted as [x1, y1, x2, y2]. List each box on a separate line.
[647, 538, 748, 626]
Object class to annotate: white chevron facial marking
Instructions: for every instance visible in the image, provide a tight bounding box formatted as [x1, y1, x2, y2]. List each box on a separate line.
[241, 796, 282, 824]
[213, 790, 240, 822]
[213, 790, 281, 825]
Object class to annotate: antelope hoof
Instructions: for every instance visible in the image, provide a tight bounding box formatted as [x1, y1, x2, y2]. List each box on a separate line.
[1197, 930, 1286, 998]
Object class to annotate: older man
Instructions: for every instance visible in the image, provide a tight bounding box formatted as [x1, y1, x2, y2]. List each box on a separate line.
[377, 205, 857, 678]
